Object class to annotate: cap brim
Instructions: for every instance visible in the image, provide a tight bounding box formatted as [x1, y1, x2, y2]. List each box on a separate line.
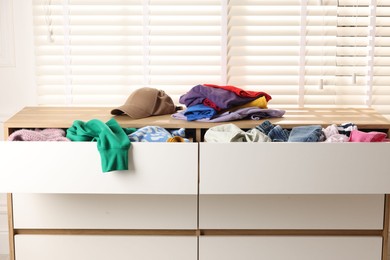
[110, 108, 125, 115]
[111, 104, 150, 119]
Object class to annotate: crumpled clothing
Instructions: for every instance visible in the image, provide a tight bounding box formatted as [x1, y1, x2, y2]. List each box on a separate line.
[288, 125, 323, 142]
[128, 126, 189, 142]
[349, 130, 388, 142]
[204, 123, 271, 143]
[67, 118, 130, 173]
[256, 120, 290, 142]
[325, 134, 350, 143]
[337, 122, 357, 137]
[8, 128, 70, 142]
[322, 124, 349, 142]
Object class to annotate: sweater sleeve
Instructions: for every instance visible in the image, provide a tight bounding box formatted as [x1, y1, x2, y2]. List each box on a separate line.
[66, 118, 131, 172]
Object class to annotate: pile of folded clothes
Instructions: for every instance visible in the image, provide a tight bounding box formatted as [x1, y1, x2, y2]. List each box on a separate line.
[172, 84, 285, 122]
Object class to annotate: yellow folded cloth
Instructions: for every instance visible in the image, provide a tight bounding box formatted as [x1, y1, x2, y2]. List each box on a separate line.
[228, 96, 268, 112]
[167, 136, 186, 142]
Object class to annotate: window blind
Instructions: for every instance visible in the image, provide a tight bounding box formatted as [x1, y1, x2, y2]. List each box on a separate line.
[304, 0, 337, 106]
[336, 0, 390, 115]
[371, 0, 390, 116]
[33, 0, 222, 105]
[227, 0, 302, 107]
[33, 0, 390, 117]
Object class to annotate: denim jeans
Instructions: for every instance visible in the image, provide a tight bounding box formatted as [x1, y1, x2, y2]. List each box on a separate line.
[256, 120, 289, 142]
[256, 120, 274, 135]
[268, 125, 289, 142]
[288, 125, 322, 142]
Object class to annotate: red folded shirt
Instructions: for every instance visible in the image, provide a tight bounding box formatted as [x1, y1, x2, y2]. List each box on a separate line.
[203, 98, 221, 112]
[203, 83, 272, 101]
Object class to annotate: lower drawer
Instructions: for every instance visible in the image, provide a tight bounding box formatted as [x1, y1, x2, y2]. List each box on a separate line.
[199, 236, 382, 260]
[15, 235, 197, 260]
[13, 194, 197, 229]
[199, 195, 384, 229]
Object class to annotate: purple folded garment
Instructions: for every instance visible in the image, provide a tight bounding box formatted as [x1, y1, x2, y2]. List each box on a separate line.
[172, 107, 285, 122]
[179, 84, 259, 110]
[8, 128, 70, 141]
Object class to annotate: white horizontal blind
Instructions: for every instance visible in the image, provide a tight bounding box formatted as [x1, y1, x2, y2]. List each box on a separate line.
[34, 0, 144, 105]
[33, 0, 390, 114]
[336, 0, 390, 117]
[304, 0, 337, 106]
[146, 0, 222, 103]
[227, 0, 302, 107]
[33, 0, 222, 105]
[336, 0, 372, 107]
[372, 0, 390, 116]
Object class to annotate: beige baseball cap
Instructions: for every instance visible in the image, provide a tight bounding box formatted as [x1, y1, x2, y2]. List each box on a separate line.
[111, 87, 176, 119]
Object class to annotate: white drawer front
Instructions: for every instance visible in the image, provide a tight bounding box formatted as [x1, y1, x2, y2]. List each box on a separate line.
[13, 194, 197, 229]
[200, 142, 390, 194]
[15, 235, 197, 260]
[0, 213, 7, 231]
[0, 142, 198, 194]
[199, 236, 382, 260]
[199, 195, 384, 229]
[0, 233, 8, 254]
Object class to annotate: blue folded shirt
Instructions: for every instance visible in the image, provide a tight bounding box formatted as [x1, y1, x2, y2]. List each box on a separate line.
[184, 104, 217, 121]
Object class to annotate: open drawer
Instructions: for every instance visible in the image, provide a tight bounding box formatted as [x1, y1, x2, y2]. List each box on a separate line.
[200, 142, 390, 194]
[0, 142, 198, 194]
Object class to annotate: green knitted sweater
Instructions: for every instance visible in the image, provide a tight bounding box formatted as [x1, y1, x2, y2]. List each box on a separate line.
[66, 118, 133, 172]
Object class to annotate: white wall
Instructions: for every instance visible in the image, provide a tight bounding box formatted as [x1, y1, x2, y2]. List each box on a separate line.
[0, 0, 36, 255]
[0, 0, 36, 139]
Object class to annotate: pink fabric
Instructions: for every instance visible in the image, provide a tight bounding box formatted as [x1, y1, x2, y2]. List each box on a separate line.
[349, 130, 387, 142]
[8, 128, 70, 141]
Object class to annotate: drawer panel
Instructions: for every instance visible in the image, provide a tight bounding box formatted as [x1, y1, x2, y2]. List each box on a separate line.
[0, 142, 198, 194]
[199, 236, 382, 260]
[0, 233, 8, 254]
[199, 195, 384, 229]
[15, 235, 197, 260]
[0, 214, 7, 231]
[13, 194, 197, 229]
[200, 143, 390, 194]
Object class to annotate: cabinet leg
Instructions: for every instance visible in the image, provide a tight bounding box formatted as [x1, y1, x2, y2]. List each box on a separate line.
[382, 194, 390, 260]
[7, 194, 14, 260]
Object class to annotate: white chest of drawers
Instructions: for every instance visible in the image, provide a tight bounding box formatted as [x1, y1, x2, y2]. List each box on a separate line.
[2, 107, 390, 260]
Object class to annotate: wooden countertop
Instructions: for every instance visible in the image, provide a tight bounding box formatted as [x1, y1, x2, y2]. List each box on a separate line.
[4, 106, 390, 140]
